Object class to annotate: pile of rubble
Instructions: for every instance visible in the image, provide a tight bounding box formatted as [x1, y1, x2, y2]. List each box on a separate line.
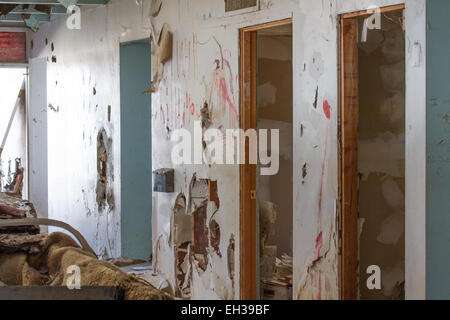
[259, 201, 293, 300]
[0, 193, 172, 300]
[0, 193, 39, 235]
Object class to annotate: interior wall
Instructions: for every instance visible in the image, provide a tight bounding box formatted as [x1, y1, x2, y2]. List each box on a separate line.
[27, 1, 158, 258]
[357, 12, 405, 300]
[426, 0, 450, 300]
[26, 0, 426, 300]
[28, 57, 49, 228]
[257, 32, 293, 258]
[404, 0, 426, 300]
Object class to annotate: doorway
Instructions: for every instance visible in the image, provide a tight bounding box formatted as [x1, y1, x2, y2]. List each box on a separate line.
[120, 40, 152, 261]
[340, 4, 406, 300]
[0, 67, 27, 198]
[240, 19, 293, 300]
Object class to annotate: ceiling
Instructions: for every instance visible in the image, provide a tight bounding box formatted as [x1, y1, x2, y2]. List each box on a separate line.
[0, 0, 110, 30]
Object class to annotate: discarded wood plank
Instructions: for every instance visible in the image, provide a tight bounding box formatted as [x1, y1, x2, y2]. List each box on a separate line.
[0, 193, 39, 235]
[0, 204, 26, 218]
[0, 233, 46, 254]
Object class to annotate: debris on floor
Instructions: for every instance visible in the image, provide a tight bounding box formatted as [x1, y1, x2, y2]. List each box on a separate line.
[259, 200, 293, 300]
[120, 262, 173, 296]
[0, 195, 172, 300]
[0, 193, 39, 235]
[0, 233, 46, 254]
[261, 279, 293, 300]
[108, 257, 147, 268]
[275, 254, 293, 283]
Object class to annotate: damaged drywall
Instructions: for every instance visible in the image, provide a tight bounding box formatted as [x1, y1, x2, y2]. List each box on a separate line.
[96, 128, 115, 212]
[145, 23, 173, 93]
[162, 174, 233, 299]
[296, 208, 339, 300]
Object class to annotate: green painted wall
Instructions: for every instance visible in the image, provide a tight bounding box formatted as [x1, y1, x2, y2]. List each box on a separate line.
[120, 41, 152, 260]
[426, 0, 450, 299]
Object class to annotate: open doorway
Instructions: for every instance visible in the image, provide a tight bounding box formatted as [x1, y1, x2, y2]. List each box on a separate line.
[120, 40, 152, 261]
[340, 4, 405, 300]
[0, 67, 27, 198]
[240, 19, 293, 300]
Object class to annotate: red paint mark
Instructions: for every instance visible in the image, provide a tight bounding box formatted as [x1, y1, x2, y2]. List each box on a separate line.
[208, 55, 238, 128]
[0, 32, 26, 63]
[219, 77, 238, 120]
[323, 100, 331, 120]
[166, 104, 169, 126]
[160, 105, 165, 124]
[313, 231, 323, 262]
[223, 58, 234, 95]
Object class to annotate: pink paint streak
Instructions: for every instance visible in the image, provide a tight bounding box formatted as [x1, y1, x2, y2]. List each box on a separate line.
[323, 100, 331, 120]
[314, 101, 332, 262]
[208, 56, 238, 128]
[314, 231, 323, 262]
[219, 77, 238, 121]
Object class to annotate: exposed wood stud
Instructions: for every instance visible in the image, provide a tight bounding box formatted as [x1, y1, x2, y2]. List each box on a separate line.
[340, 16, 359, 301]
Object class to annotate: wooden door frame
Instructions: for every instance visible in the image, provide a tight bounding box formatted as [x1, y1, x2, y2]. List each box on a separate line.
[339, 4, 405, 300]
[239, 17, 292, 300]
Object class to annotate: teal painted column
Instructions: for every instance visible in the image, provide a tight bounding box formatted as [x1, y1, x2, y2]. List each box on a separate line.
[120, 41, 152, 260]
[426, 0, 450, 299]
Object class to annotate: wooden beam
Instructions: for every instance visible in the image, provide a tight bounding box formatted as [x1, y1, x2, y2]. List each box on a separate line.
[340, 17, 359, 300]
[241, 18, 293, 32]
